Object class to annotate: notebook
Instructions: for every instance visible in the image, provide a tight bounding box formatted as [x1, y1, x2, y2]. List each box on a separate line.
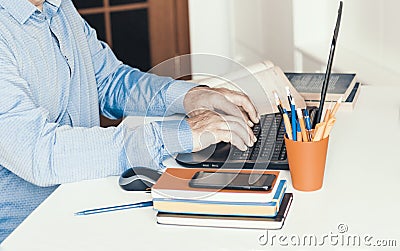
[156, 193, 293, 230]
[176, 2, 342, 170]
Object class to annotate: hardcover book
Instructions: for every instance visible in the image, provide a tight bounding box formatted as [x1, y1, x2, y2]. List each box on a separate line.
[151, 168, 283, 203]
[304, 82, 361, 111]
[285, 72, 357, 102]
[156, 193, 293, 230]
[153, 180, 286, 217]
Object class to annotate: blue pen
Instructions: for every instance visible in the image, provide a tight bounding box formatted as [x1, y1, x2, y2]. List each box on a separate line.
[74, 200, 153, 216]
[291, 102, 297, 141]
[304, 109, 313, 141]
[286, 87, 296, 141]
[296, 120, 301, 141]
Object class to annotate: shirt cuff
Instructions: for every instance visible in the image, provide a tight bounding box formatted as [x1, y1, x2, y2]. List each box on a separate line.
[165, 80, 198, 114]
[155, 119, 193, 157]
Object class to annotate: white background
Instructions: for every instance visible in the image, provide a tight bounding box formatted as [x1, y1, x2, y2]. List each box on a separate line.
[188, 0, 400, 86]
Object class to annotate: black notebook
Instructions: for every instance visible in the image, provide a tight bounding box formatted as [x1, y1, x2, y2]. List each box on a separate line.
[156, 193, 293, 230]
[285, 72, 357, 102]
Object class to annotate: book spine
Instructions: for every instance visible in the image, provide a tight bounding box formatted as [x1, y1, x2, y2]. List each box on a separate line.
[152, 180, 287, 203]
[153, 184, 287, 217]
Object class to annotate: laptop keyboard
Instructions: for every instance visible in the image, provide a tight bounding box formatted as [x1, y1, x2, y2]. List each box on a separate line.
[230, 108, 316, 163]
[230, 113, 286, 162]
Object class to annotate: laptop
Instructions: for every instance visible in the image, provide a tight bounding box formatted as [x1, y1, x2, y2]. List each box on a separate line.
[176, 2, 343, 170]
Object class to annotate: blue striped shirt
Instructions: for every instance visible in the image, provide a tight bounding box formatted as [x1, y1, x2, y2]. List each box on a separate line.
[0, 0, 195, 242]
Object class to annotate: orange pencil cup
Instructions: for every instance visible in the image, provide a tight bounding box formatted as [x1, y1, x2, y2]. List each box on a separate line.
[284, 136, 329, 191]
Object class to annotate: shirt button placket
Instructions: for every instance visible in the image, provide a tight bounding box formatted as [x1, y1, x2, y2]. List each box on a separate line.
[49, 21, 72, 77]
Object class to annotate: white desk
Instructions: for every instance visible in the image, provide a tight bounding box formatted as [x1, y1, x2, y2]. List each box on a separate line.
[2, 85, 400, 251]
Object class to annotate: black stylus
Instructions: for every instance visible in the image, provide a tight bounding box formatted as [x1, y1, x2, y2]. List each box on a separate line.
[313, 1, 343, 128]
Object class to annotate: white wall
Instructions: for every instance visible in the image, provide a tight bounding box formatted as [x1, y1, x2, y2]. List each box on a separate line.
[339, 0, 399, 73]
[188, 0, 295, 73]
[188, 0, 234, 76]
[188, 0, 400, 85]
[232, 0, 295, 70]
[293, 0, 400, 85]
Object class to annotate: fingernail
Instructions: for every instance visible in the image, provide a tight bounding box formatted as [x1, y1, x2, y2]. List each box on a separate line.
[253, 135, 257, 142]
[247, 120, 253, 127]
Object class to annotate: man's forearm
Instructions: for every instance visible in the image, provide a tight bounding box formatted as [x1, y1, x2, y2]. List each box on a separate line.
[123, 119, 193, 169]
[97, 64, 198, 119]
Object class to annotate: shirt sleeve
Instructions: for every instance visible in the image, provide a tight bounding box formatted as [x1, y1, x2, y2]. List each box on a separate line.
[82, 19, 197, 119]
[0, 35, 192, 187]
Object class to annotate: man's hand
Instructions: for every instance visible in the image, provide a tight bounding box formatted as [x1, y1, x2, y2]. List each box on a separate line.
[184, 86, 260, 152]
[187, 110, 256, 152]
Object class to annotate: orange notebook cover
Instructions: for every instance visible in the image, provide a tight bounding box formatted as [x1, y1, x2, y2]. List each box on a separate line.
[151, 168, 282, 203]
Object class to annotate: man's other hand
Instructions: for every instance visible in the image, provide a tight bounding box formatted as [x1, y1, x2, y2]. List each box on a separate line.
[184, 86, 260, 152]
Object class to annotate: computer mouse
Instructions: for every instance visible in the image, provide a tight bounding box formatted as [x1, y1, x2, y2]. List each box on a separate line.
[119, 167, 163, 191]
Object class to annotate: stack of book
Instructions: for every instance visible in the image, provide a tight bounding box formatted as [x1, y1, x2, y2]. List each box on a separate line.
[151, 168, 293, 230]
[285, 72, 361, 111]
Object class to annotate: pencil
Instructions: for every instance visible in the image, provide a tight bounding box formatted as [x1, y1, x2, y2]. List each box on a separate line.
[283, 109, 293, 140]
[286, 87, 296, 141]
[330, 96, 343, 118]
[296, 108, 309, 142]
[323, 117, 336, 138]
[323, 109, 331, 123]
[296, 121, 302, 142]
[313, 122, 326, 142]
[273, 91, 284, 114]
